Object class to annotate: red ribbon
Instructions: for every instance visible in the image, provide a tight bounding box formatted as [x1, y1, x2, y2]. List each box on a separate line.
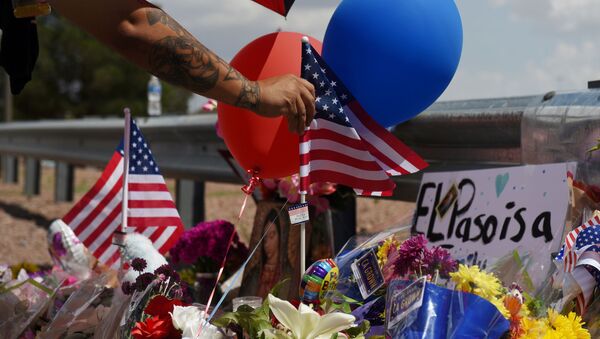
[241, 169, 261, 195]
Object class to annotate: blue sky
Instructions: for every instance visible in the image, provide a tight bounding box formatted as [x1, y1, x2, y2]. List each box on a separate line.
[157, 0, 600, 105]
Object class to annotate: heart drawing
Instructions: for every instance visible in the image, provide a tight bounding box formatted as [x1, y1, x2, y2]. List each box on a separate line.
[495, 173, 509, 197]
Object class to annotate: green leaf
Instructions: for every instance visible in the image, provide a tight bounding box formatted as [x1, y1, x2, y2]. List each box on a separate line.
[346, 320, 370, 338]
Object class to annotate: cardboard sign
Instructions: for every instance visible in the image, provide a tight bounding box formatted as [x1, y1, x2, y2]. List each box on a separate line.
[413, 163, 573, 285]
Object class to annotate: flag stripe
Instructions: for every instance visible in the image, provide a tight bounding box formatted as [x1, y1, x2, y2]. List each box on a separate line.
[73, 177, 122, 234]
[129, 191, 174, 201]
[347, 101, 428, 171]
[300, 138, 375, 162]
[63, 154, 122, 224]
[128, 216, 183, 228]
[128, 200, 177, 209]
[300, 150, 383, 171]
[301, 160, 391, 181]
[69, 157, 124, 229]
[128, 208, 181, 218]
[129, 174, 166, 184]
[129, 183, 170, 192]
[78, 195, 122, 243]
[306, 170, 395, 192]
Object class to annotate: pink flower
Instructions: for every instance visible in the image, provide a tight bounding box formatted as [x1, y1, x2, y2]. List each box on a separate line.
[278, 176, 300, 203]
[262, 178, 278, 190]
[309, 182, 336, 196]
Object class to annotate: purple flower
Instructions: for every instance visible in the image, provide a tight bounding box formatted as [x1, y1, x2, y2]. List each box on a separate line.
[135, 272, 155, 292]
[121, 281, 133, 295]
[52, 233, 67, 257]
[394, 234, 428, 277]
[422, 246, 457, 278]
[169, 220, 249, 276]
[154, 264, 179, 283]
[131, 258, 147, 272]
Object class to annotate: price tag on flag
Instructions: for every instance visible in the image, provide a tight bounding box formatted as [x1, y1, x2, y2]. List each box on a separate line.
[288, 203, 309, 225]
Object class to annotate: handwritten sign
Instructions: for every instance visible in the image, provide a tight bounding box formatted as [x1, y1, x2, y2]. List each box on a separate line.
[413, 163, 573, 285]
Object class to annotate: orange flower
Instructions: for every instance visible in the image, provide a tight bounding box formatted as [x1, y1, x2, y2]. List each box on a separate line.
[504, 296, 524, 338]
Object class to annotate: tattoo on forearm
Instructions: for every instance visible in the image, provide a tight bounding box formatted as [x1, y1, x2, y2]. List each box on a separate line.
[145, 8, 260, 110]
[235, 78, 261, 111]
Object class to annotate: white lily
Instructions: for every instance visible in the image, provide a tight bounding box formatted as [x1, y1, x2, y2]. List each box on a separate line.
[268, 294, 356, 339]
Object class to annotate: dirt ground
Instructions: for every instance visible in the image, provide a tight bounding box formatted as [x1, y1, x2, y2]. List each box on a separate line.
[0, 163, 415, 266]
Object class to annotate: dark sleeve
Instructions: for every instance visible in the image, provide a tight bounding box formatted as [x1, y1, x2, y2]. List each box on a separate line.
[0, 0, 39, 95]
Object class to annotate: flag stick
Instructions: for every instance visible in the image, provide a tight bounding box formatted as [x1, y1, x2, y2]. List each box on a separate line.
[120, 109, 131, 236]
[300, 35, 310, 278]
[300, 193, 306, 276]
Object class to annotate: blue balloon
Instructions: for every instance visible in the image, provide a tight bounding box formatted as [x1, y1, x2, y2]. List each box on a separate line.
[323, 0, 463, 127]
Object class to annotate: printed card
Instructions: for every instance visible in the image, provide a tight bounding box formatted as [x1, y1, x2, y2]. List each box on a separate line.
[351, 249, 385, 299]
[288, 203, 309, 225]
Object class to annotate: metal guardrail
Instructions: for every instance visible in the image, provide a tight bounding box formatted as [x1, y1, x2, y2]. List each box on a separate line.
[2, 90, 600, 202]
[0, 114, 237, 183]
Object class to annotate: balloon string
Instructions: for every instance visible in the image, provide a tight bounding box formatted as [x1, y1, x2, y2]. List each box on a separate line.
[200, 171, 261, 335]
[205, 199, 291, 324]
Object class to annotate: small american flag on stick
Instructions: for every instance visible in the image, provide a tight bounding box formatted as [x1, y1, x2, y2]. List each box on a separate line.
[299, 38, 428, 196]
[61, 117, 183, 268]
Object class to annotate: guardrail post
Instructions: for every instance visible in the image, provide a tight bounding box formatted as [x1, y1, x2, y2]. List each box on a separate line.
[24, 158, 40, 197]
[176, 179, 205, 228]
[2, 155, 19, 184]
[55, 162, 74, 202]
[331, 194, 357, 253]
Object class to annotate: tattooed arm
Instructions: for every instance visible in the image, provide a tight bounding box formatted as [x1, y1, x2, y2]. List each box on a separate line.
[48, 0, 315, 133]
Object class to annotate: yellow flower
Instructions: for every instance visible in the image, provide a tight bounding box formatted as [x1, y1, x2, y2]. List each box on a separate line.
[376, 237, 398, 267]
[551, 311, 590, 339]
[10, 262, 39, 277]
[449, 264, 503, 300]
[449, 264, 481, 293]
[521, 309, 591, 339]
[521, 317, 547, 339]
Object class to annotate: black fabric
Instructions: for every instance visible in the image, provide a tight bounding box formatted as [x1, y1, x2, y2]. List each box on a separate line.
[0, 0, 39, 95]
[283, 0, 295, 16]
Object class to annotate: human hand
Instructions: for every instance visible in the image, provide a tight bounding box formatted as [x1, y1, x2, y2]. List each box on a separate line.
[255, 74, 316, 134]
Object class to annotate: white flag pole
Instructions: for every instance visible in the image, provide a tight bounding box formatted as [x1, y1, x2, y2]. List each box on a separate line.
[300, 193, 306, 276]
[116, 108, 131, 247]
[299, 36, 311, 277]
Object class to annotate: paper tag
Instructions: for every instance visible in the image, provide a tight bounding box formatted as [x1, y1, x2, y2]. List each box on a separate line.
[351, 250, 385, 299]
[288, 203, 309, 225]
[386, 277, 426, 331]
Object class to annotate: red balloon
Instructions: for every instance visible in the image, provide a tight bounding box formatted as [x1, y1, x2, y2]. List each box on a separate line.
[218, 32, 322, 179]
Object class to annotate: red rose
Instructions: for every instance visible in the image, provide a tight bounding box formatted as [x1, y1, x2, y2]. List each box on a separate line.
[138, 296, 188, 338]
[131, 316, 171, 339]
[145, 295, 186, 318]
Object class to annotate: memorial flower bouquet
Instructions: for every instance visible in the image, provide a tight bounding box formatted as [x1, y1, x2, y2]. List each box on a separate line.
[169, 220, 248, 302]
[120, 257, 226, 339]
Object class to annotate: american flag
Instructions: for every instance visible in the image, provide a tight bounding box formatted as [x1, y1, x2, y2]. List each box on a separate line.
[555, 214, 600, 272]
[299, 40, 427, 196]
[555, 222, 600, 313]
[61, 118, 184, 268]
